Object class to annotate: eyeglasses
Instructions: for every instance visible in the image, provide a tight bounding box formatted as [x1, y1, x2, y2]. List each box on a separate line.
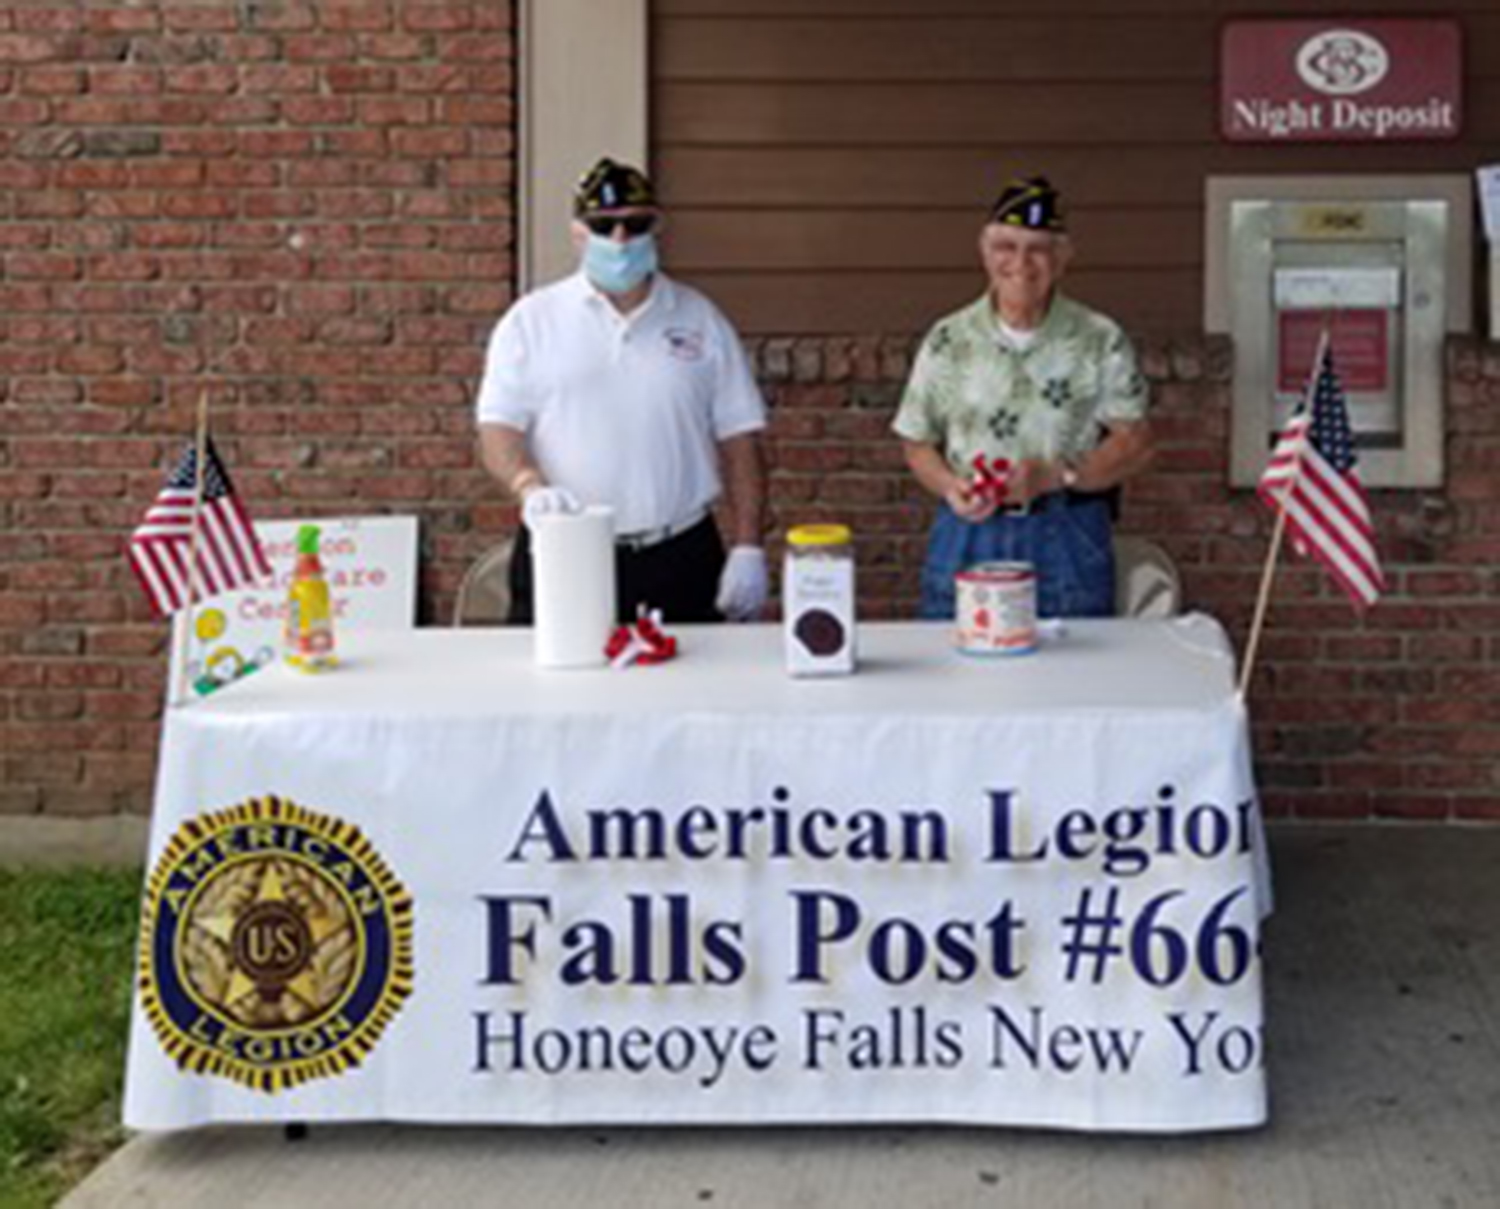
[583, 213, 657, 238]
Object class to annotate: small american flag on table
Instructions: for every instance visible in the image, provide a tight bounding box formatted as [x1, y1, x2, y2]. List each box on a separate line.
[128, 438, 271, 618]
[1257, 338, 1385, 610]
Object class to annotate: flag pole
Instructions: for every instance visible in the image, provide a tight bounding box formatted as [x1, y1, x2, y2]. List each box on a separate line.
[173, 391, 211, 707]
[1238, 499, 1291, 698]
[1237, 326, 1331, 699]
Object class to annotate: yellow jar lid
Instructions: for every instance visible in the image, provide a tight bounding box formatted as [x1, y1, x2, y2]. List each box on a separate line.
[787, 523, 852, 547]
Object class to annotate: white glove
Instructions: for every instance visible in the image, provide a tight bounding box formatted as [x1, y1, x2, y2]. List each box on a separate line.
[521, 485, 581, 528]
[715, 545, 768, 622]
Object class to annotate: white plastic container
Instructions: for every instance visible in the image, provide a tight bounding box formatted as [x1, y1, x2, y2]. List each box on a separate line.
[531, 505, 616, 668]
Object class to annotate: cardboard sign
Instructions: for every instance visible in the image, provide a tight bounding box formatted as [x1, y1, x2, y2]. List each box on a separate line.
[170, 515, 419, 697]
[1222, 21, 1461, 142]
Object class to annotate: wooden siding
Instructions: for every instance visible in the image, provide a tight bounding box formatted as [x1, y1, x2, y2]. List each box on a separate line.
[651, 3, 1500, 335]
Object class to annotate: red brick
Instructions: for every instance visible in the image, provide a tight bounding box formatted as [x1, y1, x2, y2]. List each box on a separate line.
[38, 595, 116, 626]
[0, 595, 46, 626]
[1455, 797, 1500, 821]
[203, 163, 277, 193]
[237, 64, 316, 95]
[2, 722, 124, 752]
[1329, 763, 1403, 791]
[399, 443, 472, 470]
[0, 35, 64, 62]
[9, 253, 81, 280]
[88, 691, 163, 721]
[164, 5, 239, 33]
[437, 34, 511, 62]
[436, 96, 511, 126]
[40, 789, 122, 818]
[1290, 792, 1373, 820]
[10, 563, 86, 591]
[277, 472, 361, 499]
[87, 193, 159, 221]
[361, 33, 426, 60]
[1374, 795, 1452, 821]
[83, 752, 156, 790]
[1401, 698, 1496, 726]
[1407, 762, 1494, 791]
[48, 662, 123, 689]
[82, 68, 164, 97]
[396, 63, 473, 93]
[6, 755, 81, 786]
[325, 63, 393, 92]
[0, 790, 43, 817]
[20, 65, 85, 94]
[55, 346, 127, 374]
[88, 630, 167, 658]
[349, 96, 423, 125]
[438, 284, 509, 315]
[403, 5, 473, 32]
[163, 129, 235, 156]
[18, 691, 84, 721]
[165, 63, 237, 93]
[357, 471, 432, 500]
[248, 3, 317, 32]
[237, 129, 317, 159]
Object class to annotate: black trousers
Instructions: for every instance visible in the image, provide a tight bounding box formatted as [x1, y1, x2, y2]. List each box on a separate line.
[508, 516, 727, 626]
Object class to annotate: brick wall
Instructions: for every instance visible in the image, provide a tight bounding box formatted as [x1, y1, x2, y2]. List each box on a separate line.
[0, 1, 515, 817]
[2, 3, 1497, 825]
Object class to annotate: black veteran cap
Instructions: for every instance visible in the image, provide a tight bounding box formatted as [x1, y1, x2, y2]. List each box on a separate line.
[574, 157, 656, 216]
[988, 176, 1066, 232]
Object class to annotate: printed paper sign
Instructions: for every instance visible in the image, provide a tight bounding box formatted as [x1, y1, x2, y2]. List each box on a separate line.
[170, 515, 418, 696]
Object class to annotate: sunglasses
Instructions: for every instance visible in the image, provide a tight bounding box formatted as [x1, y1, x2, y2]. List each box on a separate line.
[583, 213, 657, 237]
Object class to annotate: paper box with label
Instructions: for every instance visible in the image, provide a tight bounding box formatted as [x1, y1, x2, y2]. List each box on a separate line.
[783, 524, 856, 676]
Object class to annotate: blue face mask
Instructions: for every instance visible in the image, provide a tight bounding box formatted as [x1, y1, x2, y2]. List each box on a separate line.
[583, 232, 659, 294]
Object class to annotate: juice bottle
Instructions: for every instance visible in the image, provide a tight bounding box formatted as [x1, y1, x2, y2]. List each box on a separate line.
[284, 524, 337, 672]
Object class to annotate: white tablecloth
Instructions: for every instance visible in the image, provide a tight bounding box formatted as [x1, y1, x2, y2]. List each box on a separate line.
[126, 616, 1270, 1132]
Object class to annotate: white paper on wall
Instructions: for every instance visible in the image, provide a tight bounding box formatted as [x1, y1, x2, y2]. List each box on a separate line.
[1476, 164, 1500, 241]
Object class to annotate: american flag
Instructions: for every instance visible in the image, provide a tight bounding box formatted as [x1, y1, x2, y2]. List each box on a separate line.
[128, 438, 271, 618]
[1257, 337, 1385, 609]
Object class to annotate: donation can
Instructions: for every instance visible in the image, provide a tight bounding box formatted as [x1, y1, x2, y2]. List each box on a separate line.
[954, 561, 1037, 656]
[784, 524, 856, 676]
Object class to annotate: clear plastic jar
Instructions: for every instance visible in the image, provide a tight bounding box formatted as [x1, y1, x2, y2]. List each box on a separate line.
[783, 524, 856, 676]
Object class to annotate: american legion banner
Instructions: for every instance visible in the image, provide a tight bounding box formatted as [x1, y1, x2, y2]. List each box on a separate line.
[125, 618, 1271, 1133]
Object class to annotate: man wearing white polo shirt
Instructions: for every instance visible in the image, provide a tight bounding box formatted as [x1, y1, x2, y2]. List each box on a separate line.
[476, 158, 769, 625]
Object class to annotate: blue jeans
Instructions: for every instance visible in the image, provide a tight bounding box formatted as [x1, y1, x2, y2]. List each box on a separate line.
[918, 496, 1117, 620]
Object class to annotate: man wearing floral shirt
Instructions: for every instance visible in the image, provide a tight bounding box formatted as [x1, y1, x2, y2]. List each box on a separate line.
[892, 177, 1154, 619]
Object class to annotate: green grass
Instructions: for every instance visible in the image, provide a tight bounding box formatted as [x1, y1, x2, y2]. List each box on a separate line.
[0, 866, 141, 1209]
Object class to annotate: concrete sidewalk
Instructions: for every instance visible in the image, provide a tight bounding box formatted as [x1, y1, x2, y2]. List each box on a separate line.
[62, 825, 1500, 1209]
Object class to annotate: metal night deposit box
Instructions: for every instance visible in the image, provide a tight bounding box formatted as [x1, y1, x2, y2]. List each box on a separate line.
[1205, 176, 1472, 488]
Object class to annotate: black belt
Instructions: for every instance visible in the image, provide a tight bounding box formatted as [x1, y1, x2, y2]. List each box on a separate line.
[1001, 487, 1120, 518]
[616, 511, 711, 552]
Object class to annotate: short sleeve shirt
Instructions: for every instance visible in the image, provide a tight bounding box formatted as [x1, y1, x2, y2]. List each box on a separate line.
[475, 271, 766, 536]
[891, 292, 1148, 477]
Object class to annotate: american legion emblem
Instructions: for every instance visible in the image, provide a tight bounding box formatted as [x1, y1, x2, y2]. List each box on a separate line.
[138, 796, 414, 1092]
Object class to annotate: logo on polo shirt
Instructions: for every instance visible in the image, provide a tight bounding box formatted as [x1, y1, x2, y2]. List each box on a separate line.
[138, 795, 413, 1093]
[664, 327, 706, 361]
